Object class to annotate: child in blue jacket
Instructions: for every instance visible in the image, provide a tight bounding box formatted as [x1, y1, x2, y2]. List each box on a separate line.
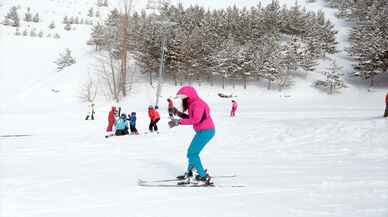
[115, 114, 129, 136]
[128, 112, 139, 135]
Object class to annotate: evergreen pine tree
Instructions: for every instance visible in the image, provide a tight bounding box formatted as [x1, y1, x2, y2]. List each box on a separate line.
[88, 8, 94, 17]
[54, 49, 76, 71]
[49, 21, 55, 29]
[64, 23, 71, 31]
[15, 28, 21, 36]
[32, 13, 39, 22]
[30, 28, 37, 37]
[24, 7, 32, 22]
[6, 6, 20, 27]
[63, 16, 69, 24]
[314, 59, 345, 94]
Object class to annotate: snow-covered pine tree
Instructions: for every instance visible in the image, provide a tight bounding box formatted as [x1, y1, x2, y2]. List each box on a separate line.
[74, 16, 79, 24]
[38, 31, 43, 38]
[54, 49, 76, 71]
[278, 37, 302, 90]
[89, 23, 105, 50]
[15, 28, 21, 36]
[22, 29, 28, 36]
[211, 36, 242, 89]
[49, 21, 55, 29]
[95, 10, 100, 18]
[97, 0, 104, 7]
[281, 1, 307, 35]
[314, 59, 345, 94]
[69, 16, 74, 24]
[30, 28, 37, 37]
[349, 2, 387, 87]
[32, 13, 39, 22]
[103, 0, 108, 7]
[63, 16, 69, 24]
[168, 27, 189, 86]
[88, 8, 94, 17]
[24, 7, 32, 22]
[6, 6, 20, 27]
[64, 23, 71, 31]
[54, 33, 61, 39]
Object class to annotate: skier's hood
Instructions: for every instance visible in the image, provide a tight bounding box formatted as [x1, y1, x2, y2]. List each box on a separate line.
[176, 86, 199, 101]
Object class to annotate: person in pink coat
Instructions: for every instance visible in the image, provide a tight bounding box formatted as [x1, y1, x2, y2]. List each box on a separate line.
[230, 100, 238, 117]
[168, 85, 215, 185]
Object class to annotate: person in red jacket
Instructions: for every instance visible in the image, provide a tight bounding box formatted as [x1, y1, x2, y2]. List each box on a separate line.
[106, 106, 117, 132]
[148, 105, 160, 133]
[384, 92, 388, 117]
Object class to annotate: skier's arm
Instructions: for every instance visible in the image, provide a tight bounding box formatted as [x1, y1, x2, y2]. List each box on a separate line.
[176, 110, 189, 119]
[179, 103, 204, 125]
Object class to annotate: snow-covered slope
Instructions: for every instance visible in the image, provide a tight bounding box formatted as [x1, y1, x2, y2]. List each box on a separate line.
[1, 1, 387, 217]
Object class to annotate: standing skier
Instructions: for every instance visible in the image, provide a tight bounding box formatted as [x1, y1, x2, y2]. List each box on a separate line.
[128, 112, 139, 135]
[230, 100, 238, 117]
[106, 106, 117, 133]
[148, 105, 160, 133]
[384, 92, 388, 117]
[168, 85, 215, 185]
[85, 103, 95, 120]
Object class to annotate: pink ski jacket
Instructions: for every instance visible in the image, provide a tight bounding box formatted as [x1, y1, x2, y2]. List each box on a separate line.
[232, 101, 238, 111]
[177, 86, 215, 131]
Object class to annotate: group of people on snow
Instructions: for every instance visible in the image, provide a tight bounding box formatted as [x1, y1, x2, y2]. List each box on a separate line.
[104, 96, 238, 138]
[106, 107, 139, 136]
[101, 86, 238, 185]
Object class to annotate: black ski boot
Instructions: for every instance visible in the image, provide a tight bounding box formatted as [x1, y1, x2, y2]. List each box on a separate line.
[195, 174, 213, 185]
[176, 170, 193, 180]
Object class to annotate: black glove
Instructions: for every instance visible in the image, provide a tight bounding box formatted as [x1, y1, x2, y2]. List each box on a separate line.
[168, 118, 180, 128]
[172, 107, 178, 115]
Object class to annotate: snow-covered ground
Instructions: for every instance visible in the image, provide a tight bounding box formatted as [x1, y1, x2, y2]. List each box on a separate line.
[1, 0, 388, 217]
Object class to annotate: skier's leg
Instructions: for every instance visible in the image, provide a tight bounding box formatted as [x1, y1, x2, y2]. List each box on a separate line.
[154, 118, 160, 131]
[106, 121, 114, 132]
[186, 129, 215, 177]
[385, 103, 388, 117]
[85, 115, 89, 120]
[149, 121, 153, 132]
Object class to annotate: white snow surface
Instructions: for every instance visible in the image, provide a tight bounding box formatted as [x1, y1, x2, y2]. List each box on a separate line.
[1, 0, 388, 217]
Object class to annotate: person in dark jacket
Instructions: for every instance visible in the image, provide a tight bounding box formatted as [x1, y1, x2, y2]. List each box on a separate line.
[128, 112, 139, 135]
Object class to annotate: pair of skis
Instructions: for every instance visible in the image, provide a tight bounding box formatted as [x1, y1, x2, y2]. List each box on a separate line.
[137, 174, 245, 188]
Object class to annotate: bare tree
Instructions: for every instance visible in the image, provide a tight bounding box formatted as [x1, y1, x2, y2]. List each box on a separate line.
[96, 52, 121, 102]
[80, 77, 98, 102]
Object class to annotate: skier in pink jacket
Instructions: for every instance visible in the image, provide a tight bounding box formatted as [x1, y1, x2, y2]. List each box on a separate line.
[230, 100, 238, 117]
[168, 85, 215, 185]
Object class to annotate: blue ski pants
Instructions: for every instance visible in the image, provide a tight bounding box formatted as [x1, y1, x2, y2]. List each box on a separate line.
[186, 128, 215, 177]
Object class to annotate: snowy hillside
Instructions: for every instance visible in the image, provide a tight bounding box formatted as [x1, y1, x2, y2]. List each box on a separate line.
[1, 0, 388, 217]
